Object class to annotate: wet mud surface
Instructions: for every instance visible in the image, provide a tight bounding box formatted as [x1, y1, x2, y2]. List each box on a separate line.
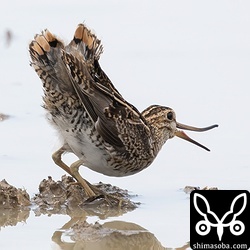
[0, 179, 30, 208]
[0, 176, 138, 221]
[0, 113, 10, 122]
[0, 177, 218, 214]
[0, 178, 208, 249]
[0, 177, 177, 249]
[0, 179, 30, 228]
[183, 185, 218, 194]
[32, 175, 139, 218]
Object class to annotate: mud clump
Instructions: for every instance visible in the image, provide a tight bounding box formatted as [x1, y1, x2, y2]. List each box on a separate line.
[0, 179, 30, 228]
[0, 177, 138, 227]
[0, 113, 10, 122]
[0, 179, 30, 208]
[32, 175, 139, 217]
[183, 185, 218, 194]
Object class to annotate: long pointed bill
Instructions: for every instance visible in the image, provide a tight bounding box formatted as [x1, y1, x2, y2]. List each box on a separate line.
[175, 123, 218, 151]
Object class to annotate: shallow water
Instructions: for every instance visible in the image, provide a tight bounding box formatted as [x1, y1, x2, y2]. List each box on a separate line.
[1, 0, 250, 249]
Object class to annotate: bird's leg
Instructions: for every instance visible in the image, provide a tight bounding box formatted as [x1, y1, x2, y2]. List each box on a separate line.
[70, 160, 128, 207]
[70, 160, 126, 206]
[70, 159, 97, 197]
[52, 146, 72, 176]
[52, 147, 129, 207]
[52, 147, 98, 197]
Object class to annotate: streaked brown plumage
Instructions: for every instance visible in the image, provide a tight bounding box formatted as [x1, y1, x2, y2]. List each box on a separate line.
[29, 24, 218, 198]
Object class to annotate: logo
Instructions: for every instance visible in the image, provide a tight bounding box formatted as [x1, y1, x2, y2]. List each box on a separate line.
[190, 190, 249, 250]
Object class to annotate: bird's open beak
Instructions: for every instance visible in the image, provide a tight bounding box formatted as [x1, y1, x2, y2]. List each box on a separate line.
[175, 123, 218, 151]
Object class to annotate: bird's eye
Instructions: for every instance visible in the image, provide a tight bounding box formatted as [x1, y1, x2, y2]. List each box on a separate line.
[167, 111, 173, 120]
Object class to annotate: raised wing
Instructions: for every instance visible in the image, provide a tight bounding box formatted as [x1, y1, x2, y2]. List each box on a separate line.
[62, 49, 152, 154]
[64, 24, 154, 157]
[29, 23, 154, 158]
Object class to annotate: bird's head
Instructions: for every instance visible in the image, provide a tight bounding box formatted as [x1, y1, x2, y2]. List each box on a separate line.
[142, 105, 218, 151]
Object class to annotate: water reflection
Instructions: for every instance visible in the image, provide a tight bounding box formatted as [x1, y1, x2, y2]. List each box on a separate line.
[52, 218, 163, 249]
[0, 178, 188, 249]
[0, 204, 189, 250]
[0, 207, 30, 228]
[52, 215, 190, 250]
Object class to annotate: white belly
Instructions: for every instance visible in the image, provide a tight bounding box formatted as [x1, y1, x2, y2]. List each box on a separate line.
[60, 129, 124, 177]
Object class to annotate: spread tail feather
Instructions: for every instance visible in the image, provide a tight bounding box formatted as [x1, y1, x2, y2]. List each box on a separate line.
[68, 23, 103, 61]
[29, 23, 103, 93]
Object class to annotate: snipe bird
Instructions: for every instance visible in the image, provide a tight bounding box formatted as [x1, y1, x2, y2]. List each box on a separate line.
[29, 24, 218, 198]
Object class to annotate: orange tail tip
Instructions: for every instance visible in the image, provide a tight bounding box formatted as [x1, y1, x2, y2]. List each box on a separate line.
[43, 29, 55, 43]
[34, 34, 51, 53]
[30, 29, 60, 57]
[74, 24, 95, 49]
[30, 39, 44, 55]
[74, 24, 84, 41]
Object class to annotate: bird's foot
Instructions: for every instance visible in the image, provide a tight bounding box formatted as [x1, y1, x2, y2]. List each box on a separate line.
[67, 178, 137, 209]
[84, 192, 132, 208]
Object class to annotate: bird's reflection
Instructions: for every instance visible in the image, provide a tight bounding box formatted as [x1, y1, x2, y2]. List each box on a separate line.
[51, 209, 190, 250]
[53, 217, 162, 250]
[0, 199, 190, 250]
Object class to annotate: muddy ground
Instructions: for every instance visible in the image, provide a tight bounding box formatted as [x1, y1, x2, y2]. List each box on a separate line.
[0, 177, 217, 221]
[0, 177, 216, 249]
[0, 176, 138, 220]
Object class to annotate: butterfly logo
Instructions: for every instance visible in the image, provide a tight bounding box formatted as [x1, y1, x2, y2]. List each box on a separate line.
[193, 192, 247, 241]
